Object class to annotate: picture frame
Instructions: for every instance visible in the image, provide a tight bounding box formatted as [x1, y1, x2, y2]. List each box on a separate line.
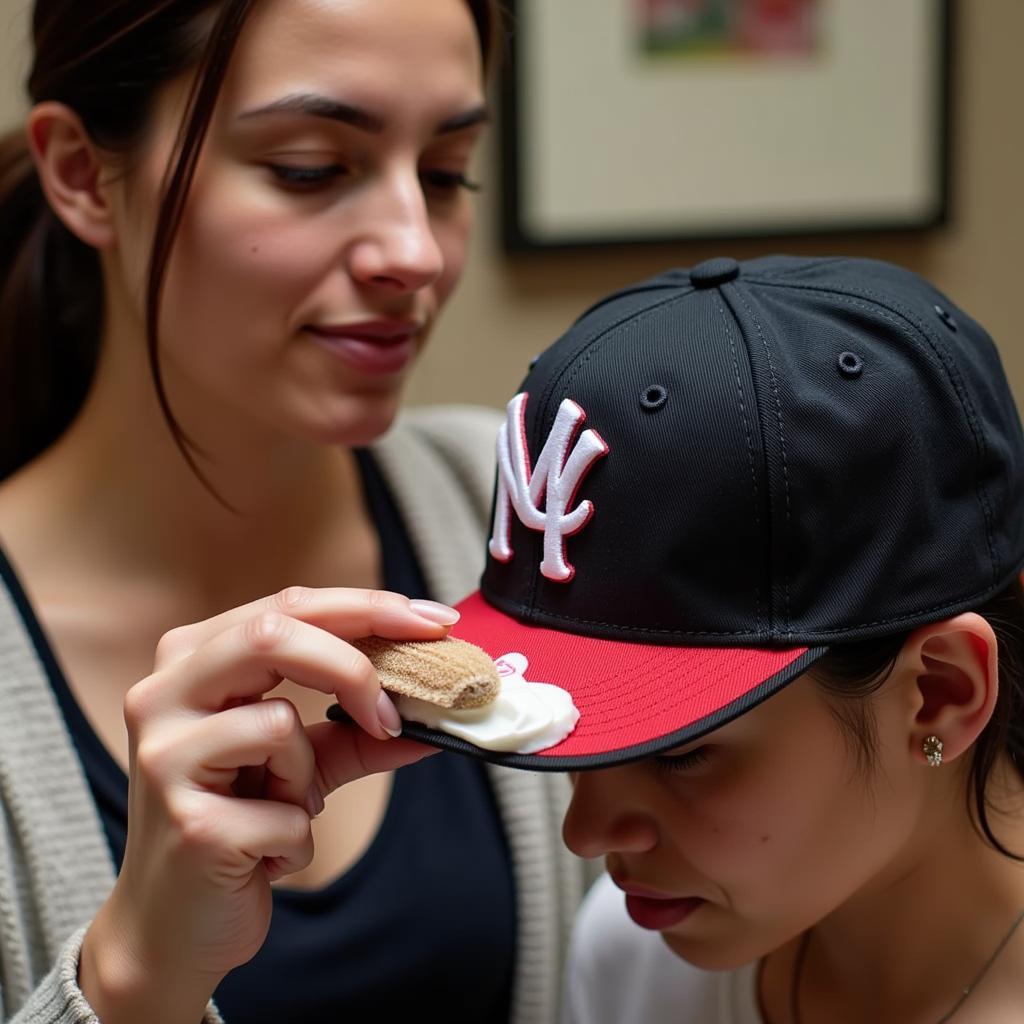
[500, 0, 953, 251]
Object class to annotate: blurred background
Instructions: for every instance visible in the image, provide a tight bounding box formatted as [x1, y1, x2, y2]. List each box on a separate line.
[1, 0, 1020, 410]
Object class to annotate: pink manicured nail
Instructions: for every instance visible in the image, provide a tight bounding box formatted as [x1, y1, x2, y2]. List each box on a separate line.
[305, 785, 325, 819]
[377, 690, 403, 738]
[409, 599, 460, 626]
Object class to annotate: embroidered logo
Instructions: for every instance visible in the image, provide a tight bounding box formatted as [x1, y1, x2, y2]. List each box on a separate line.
[488, 392, 608, 582]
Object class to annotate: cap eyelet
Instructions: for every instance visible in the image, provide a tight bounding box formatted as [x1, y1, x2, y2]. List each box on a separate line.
[934, 304, 958, 332]
[640, 385, 669, 411]
[837, 352, 864, 378]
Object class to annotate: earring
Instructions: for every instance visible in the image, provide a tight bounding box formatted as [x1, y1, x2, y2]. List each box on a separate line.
[923, 735, 944, 768]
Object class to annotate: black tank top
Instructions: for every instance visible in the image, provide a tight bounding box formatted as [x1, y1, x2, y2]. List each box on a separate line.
[7, 449, 516, 1022]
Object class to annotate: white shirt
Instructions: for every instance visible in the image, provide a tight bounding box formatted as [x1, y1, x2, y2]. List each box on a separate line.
[563, 874, 762, 1024]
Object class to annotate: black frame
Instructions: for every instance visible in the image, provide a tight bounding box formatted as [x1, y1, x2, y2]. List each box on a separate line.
[500, 0, 954, 252]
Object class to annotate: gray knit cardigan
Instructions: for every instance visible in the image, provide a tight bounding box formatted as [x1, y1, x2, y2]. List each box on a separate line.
[0, 406, 588, 1023]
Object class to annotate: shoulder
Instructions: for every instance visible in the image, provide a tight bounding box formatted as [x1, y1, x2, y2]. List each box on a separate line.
[374, 403, 502, 518]
[401, 402, 504, 440]
[367, 405, 502, 603]
[563, 874, 752, 1024]
[400, 404, 502, 489]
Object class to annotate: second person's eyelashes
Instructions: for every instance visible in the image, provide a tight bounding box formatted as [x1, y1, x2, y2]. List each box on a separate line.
[420, 169, 483, 194]
[652, 746, 712, 774]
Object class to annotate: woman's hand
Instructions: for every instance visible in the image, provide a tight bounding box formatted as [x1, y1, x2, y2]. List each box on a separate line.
[78, 586, 457, 1024]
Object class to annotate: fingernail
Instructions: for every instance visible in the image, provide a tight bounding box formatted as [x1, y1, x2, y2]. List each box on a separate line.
[409, 599, 461, 626]
[305, 784, 325, 819]
[377, 690, 404, 738]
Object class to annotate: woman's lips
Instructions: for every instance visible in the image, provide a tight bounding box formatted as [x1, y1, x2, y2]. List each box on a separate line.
[305, 321, 422, 375]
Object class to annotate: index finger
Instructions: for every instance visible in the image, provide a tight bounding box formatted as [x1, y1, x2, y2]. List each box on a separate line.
[155, 587, 458, 669]
[144, 613, 395, 738]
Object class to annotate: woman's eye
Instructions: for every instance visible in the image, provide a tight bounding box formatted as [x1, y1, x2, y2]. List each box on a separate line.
[267, 163, 347, 188]
[421, 169, 482, 194]
[652, 746, 711, 774]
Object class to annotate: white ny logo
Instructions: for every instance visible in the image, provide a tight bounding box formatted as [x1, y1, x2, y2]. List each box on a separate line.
[489, 393, 608, 582]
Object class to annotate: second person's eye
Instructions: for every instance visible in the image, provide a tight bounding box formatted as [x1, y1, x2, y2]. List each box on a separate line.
[652, 745, 712, 774]
[420, 169, 482, 194]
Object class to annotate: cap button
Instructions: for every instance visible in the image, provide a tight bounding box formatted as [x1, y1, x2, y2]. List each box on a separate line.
[689, 257, 740, 288]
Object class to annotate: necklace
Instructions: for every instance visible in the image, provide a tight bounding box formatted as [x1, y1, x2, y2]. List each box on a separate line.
[788, 907, 1024, 1024]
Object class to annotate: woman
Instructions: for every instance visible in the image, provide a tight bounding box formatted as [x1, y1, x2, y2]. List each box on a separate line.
[0, 2, 584, 1021]
[436, 255, 1024, 1023]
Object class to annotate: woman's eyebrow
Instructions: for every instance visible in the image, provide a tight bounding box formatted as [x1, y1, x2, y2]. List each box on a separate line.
[238, 94, 385, 132]
[237, 93, 490, 136]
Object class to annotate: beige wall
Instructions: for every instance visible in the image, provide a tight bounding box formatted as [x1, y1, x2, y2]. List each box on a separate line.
[0, 1, 29, 128]
[3, 1, 1021, 411]
[418, 0, 1024, 411]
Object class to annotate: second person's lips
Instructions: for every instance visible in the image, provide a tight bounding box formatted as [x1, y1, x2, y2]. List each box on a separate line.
[611, 876, 707, 930]
[622, 892, 706, 930]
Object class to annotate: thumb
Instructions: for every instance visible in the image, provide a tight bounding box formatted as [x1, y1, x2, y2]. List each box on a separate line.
[306, 720, 438, 796]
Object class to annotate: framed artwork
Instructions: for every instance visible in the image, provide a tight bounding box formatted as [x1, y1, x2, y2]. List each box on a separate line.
[500, 0, 953, 250]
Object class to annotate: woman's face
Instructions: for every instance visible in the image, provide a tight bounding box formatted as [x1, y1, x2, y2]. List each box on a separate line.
[562, 672, 931, 970]
[107, 0, 486, 447]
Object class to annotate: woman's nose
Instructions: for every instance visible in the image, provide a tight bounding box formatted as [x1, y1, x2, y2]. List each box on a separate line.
[347, 172, 445, 293]
[562, 768, 659, 860]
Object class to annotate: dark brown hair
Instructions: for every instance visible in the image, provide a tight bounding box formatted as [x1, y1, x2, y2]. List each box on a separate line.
[810, 578, 1024, 860]
[0, 0, 501, 484]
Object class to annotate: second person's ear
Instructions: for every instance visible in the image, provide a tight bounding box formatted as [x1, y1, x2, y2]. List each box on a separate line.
[896, 612, 998, 766]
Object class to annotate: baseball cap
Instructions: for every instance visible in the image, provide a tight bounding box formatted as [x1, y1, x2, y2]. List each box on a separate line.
[415, 256, 1024, 770]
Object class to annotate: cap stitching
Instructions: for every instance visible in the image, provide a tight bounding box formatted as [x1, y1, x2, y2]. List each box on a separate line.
[548, 291, 696, 407]
[734, 288, 794, 635]
[572, 279, 695, 325]
[534, 291, 695, 439]
[783, 576, 1022, 634]
[834, 292, 997, 581]
[567, 652, 756, 727]
[529, 291, 695, 612]
[853, 286, 998, 581]
[743, 257, 844, 281]
[486, 598, 777, 636]
[575, 652, 769, 737]
[489, 557, 1021, 636]
[576, 648, 727, 715]
[754, 278, 1000, 583]
[717, 299, 763, 632]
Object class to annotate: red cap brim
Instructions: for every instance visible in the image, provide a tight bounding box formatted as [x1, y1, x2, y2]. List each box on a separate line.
[393, 591, 827, 771]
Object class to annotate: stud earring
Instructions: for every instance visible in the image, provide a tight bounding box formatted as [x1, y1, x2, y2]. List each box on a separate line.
[923, 735, 944, 767]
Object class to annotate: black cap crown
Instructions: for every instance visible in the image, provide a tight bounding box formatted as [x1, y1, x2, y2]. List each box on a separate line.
[482, 255, 1024, 646]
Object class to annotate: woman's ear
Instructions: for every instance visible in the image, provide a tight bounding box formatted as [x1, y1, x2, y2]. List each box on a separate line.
[896, 612, 998, 766]
[25, 101, 115, 249]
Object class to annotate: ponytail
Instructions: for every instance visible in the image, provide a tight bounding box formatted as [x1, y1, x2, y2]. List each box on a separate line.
[0, 128, 102, 479]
